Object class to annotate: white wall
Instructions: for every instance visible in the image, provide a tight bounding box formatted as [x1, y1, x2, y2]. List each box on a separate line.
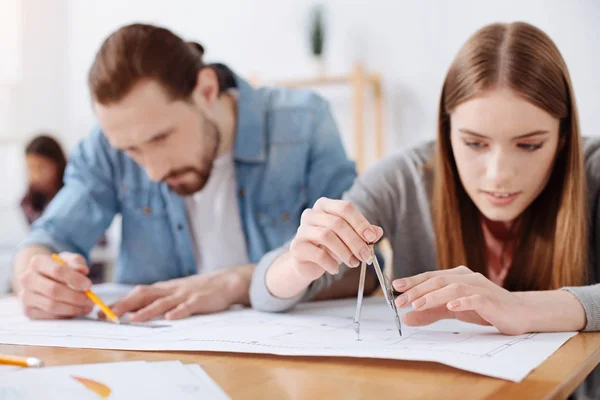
[0, 0, 68, 242]
[0, 0, 69, 291]
[0, 0, 22, 84]
[64, 0, 600, 157]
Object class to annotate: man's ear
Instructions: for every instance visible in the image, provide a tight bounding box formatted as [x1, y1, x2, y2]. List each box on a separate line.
[191, 68, 219, 112]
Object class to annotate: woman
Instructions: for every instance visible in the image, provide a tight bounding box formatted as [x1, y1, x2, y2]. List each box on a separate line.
[21, 135, 67, 224]
[250, 22, 599, 398]
[21, 135, 107, 283]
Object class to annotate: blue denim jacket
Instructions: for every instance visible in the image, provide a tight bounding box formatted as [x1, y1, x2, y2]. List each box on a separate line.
[19, 76, 357, 284]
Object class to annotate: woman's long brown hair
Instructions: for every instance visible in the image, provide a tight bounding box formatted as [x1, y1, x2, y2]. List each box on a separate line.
[432, 22, 586, 290]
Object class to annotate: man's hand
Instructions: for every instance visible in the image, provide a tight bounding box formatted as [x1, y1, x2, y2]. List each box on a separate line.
[109, 265, 254, 322]
[17, 251, 94, 320]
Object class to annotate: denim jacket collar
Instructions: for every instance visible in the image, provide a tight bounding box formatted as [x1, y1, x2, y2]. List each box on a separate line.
[233, 75, 266, 163]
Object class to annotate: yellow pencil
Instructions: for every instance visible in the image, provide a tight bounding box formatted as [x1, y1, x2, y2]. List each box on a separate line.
[0, 354, 44, 368]
[51, 253, 120, 324]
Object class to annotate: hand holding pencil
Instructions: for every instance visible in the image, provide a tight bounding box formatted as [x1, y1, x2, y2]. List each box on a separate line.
[16, 252, 97, 320]
[51, 254, 120, 324]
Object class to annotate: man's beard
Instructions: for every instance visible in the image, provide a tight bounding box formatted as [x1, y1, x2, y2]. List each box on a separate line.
[164, 121, 221, 196]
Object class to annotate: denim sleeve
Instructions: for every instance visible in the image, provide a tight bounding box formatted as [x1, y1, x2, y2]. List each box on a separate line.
[250, 102, 358, 312]
[305, 102, 357, 206]
[17, 127, 119, 260]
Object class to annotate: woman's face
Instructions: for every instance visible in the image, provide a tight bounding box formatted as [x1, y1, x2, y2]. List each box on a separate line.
[450, 88, 561, 223]
[26, 153, 60, 194]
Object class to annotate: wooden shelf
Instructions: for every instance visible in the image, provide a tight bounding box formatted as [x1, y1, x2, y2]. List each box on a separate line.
[270, 73, 380, 88]
[250, 63, 384, 172]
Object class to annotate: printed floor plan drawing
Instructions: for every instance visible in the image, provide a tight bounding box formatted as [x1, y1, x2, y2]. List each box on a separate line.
[0, 285, 576, 382]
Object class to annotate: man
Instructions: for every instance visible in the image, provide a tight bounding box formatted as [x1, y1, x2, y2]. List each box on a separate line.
[12, 23, 356, 322]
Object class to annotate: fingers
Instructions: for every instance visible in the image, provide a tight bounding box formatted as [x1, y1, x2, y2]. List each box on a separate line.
[396, 274, 500, 331]
[291, 198, 384, 279]
[297, 224, 361, 268]
[402, 306, 454, 326]
[290, 240, 340, 275]
[33, 255, 92, 291]
[323, 247, 342, 265]
[19, 253, 94, 320]
[395, 272, 482, 309]
[110, 285, 166, 317]
[22, 307, 58, 320]
[394, 266, 502, 330]
[446, 300, 494, 335]
[128, 293, 185, 322]
[313, 198, 382, 242]
[21, 291, 93, 318]
[447, 294, 488, 313]
[406, 282, 477, 311]
[402, 307, 490, 327]
[165, 301, 192, 320]
[392, 265, 472, 292]
[313, 198, 383, 244]
[27, 273, 93, 308]
[164, 293, 230, 320]
[302, 209, 371, 265]
[57, 252, 90, 274]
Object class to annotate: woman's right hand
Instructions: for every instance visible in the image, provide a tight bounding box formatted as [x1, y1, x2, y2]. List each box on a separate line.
[289, 197, 384, 281]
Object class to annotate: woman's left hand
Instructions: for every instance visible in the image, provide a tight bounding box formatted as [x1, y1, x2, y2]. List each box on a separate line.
[392, 265, 529, 335]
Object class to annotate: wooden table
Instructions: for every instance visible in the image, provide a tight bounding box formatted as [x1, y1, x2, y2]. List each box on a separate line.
[2, 332, 600, 399]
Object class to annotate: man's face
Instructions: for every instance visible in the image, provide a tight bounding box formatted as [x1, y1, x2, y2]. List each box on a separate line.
[95, 80, 219, 196]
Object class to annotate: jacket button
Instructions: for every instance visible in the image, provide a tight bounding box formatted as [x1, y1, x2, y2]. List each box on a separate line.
[238, 189, 245, 197]
[282, 212, 289, 221]
[143, 207, 152, 215]
[177, 224, 184, 231]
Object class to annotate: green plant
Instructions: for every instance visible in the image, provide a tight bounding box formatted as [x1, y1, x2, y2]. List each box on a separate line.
[310, 5, 325, 57]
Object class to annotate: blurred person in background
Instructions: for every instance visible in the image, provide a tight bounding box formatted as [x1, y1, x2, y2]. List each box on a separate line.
[21, 134, 107, 283]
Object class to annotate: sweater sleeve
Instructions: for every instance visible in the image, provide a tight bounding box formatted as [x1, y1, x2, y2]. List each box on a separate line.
[560, 138, 600, 331]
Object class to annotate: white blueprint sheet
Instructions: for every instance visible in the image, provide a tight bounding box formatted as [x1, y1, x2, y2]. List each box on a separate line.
[0, 284, 576, 382]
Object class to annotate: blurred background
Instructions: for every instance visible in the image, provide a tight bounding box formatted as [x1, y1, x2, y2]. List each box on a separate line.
[0, 0, 598, 292]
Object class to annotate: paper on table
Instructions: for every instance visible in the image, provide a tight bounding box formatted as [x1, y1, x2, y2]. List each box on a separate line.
[0, 366, 19, 378]
[0, 283, 577, 382]
[149, 361, 231, 400]
[0, 361, 149, 399]
[0, 361, 229, 400]
[184, 364, 230, 400]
